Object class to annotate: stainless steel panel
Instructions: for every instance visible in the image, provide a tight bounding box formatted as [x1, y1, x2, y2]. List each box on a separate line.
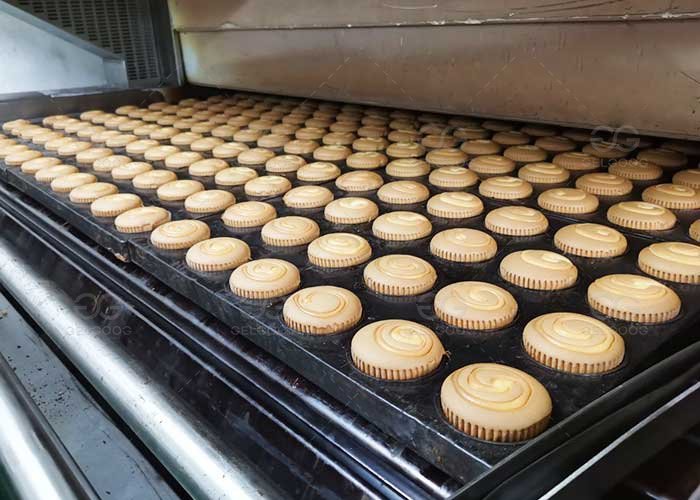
[179, 20, 700, 139]
[169, 0, 700, 29]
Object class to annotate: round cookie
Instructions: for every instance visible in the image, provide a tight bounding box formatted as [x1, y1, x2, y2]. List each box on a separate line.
[523, 313, 625, 374]
[222, 201, 276, 228]
[35, 164, 79, 183]
[553, 152, 600, 171]
[265, 154, 306, 173]
[500, 250, 577, 290]
[335, 171, 384, 192]
[607, 201, 677, 231]
[4, 149, 42, 166]
[144, 145, 180, 162]
[638, 241, 700, 284]
[485, 206, 549, 236]
[229, 259, 300, 299]
[430, 228, 497, 263]
[68, 182, 119, 204]
[537, 188, 599, 214]
[307, 233, 372, 268]
[283, 185, 334, 209]
[434, 281, 517, 329]
[283, 286, 363, 334]
[157, 179, 205, 201]
[377, 181, 430, 204]
[212, 141, 249, 160]
[386, 158, 431, 178]
[587, 274, 681, 323]
[189, 158, 228, 177]
[51, 173, 97, 193]
[184, 190, 236, 214]
[351, 320, 445, 380]
[440, 363, 551, 442]
[518, 163, 570, 185]
[150, 220, 211, 250]
[185, 237, 251, 272]
[296, 162, 341, 182]
[91, 193, 143, 217]
[636, 148, 687, 169]
[20, 156, 61, 175]
[93, 154, 132, 173]
[425, 148, 467, 167]
[132, 169, 177, 189]
[478, 176, 533, 200]
[164, 151, 204, 170]
[608, 159, 663, 181]
[363, 254, 437, 296]
[503, 145, 547, 164]
[426, 192, 484, 219]
[75, 147, 113, 166]
[642, 184, 700, 210]
[428, 167, 479, 189]
[672, 169, 700, 189]
[554, 223, 627, 258]
[261, 216, 320, 246]
[575, 173, 633, 197]
[111, 161, 153, 181]
[244, 175, 292, 197]
[372, 211, 432, 241]
[468, 155, 516, 176]
[386, 141, 425, 159]
[691, 220, 700, 242]
[534, 136, 576, 153]
[215, 167, 258, 187]
[493, 131, 530, 146]
[325, 197, 379, 224]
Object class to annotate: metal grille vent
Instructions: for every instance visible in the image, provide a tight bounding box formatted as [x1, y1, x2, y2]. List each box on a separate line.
[10, 0, 161, 84]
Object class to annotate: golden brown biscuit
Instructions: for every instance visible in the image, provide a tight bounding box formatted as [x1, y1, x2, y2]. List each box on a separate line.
[534, 136, 576, 153]
[185, 237, 251, 272]
[518, 162, 570, 184]
[587, 274, 681, 323]
[607, 201, 676, 231]
[325, 197, 379, 224]
[537, 188, 599, 214]
[352, 137, 388, 152]
[346, 151, 389, 170]
[479, 176, 533, 200]
[460, 139, 501, 157]
[582, 141, 629, 160]
[372, 211, 432, 241]
[377, 181, 430, 204]
[215, 167, 258, 187]
[440, 363, 551, 442]
[493, 131, 530, 146]
[237, 147, 276, 166]
[144, 145, 180, 162]
[75, 147, 113, 166]
[212, 141, 249, 159]
[386, 158, 431, 178]
[500, 250, 577, 290]
[184, 190, 236, 214]
[386, 141, 425, 159]
[575, 173, 633, 196]
[296, 162, 341, 182]
[426, 192, 484, 219]
[468, 155, 516, 176]
[434, 281, 517, 329]
[222, 201, 276, 228]
[554, 223, 627, 258]
[90, 193, 143, 217]
[672, 169, 700, 189]
[504, 145, 547, 164]
[132, 169, 177, 190]
[283, 286, 362, 334]
[335, 171, 384, 192]
[229, 259, 301, 299]
[265, 154, 306, 173]
[189, 158, 228, 177]
[283, 186, 334, 209]
[51, 173, 97, 193]
[244, 175, 292, 197]
[4, 149, 42, 166]
[156, 179, 204, 201]
[636, 148, 687, 169]
[112, 161, 153, 181]
[307, 233, 372, 268]
[150, 220, 210, 250]
[68, 182, 119, 204]
[642, 184, 700, 210]
[363, 255, 437, 296]
[425, 148, 467, 167]
[523, 313, 624, 374]
[35, 164, 78, 183]
[485, 206, 549, 236]
[430, 228, 497, 262]
[93, 155, 132, 173]
[553, 152, 600, 171]
[638, 242, 700, 284]
[429, 167, 479, 189]
[20, 156, 61, 174]
[261, 216, 320, 246]
[351, 320, 445, 380]
[690, 220, 700, 242]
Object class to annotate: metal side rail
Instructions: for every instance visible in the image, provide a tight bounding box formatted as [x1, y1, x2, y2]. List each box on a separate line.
[0, 353, 98, 500]
[0, 176, 460, 498]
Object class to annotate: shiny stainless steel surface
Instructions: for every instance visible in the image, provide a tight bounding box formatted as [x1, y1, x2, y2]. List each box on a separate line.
[0, 239, 274, 500]
[168, 0, 700, 29]
[172, 2, 700, 139]
[0, 354, 97, 500]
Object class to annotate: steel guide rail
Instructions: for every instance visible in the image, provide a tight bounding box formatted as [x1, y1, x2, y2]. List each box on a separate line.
[2, 111, 700, 486]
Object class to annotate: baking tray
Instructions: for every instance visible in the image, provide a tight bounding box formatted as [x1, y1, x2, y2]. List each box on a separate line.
[3, 110, 700, 485]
